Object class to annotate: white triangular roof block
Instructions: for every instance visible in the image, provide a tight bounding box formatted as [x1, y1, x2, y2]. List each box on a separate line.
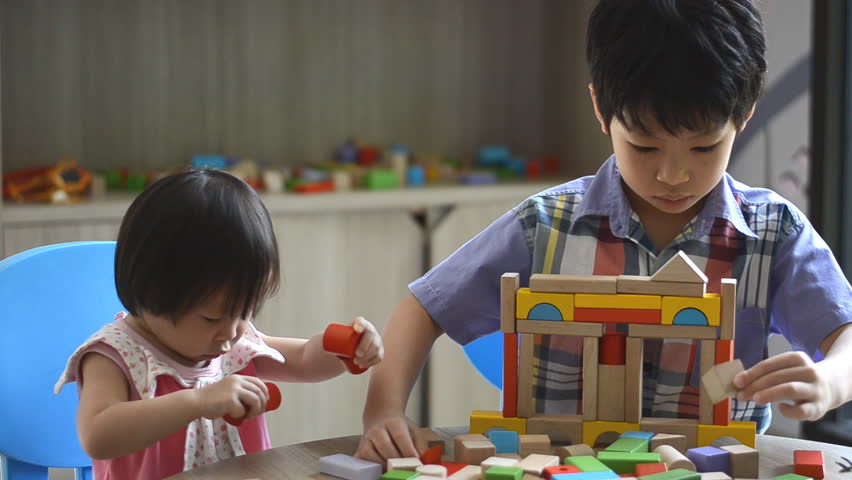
[651, 250, 708, 284]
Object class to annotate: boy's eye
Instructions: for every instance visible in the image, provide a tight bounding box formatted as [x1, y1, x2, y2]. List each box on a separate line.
[202, 316, 220, 323]
[629, 144, 657, 153]
[692, 145, 717, 153]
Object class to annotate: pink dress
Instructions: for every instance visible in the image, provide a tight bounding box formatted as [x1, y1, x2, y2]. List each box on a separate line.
[55, 313, 285, 480]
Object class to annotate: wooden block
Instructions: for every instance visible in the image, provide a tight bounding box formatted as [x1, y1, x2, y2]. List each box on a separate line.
[381, 470, 421, 479]
[457, 440, 496, 465]
[793, 450, 824, 480]
[530, 274, 618, 294]
[502, 273, 521, 333]
[650, 433, 687, 454]
[504, 333, 519, 417]
[625, 337, 644, 423]
[662, 295, 721, 326]
[686, 446, 730, 475]
[640, 469, 701, 480]
[713, 340, 734, 426]
[482, 456, 520, 469]
[719, 279, 737, 340]
[597, 364, 626, 422]
[618, 275, 706, 298]
[496, 453, 523, 460]
[582, 420, 640, 447]
[439, 462, 468, 477]
[700, 472, 732, 480]
[597, 451, 663, 474]
[526, 414, 584, 445]
[416, 464, 448, 477]
[518, 334, 535, 418]
[447, 465, 482, 480]
[469, 410, 527, 435]
[699, 340, 716, 425]
[701, 360, 745, 404]
[636, 463, 669, 476]
[640, 418, 698, 449]
[564, 455, 611, 472]
[651, 251, 708, 283]
[696, 422, 756, 449]
[516, 319, 605, 337]
[628, 324, 718, 340]
[388, 457, 423, 471]
[543, 465, 582, 478]
[453, 433, 488, 459]
[516, 454, 560, 475]
[582, 337, 599, 421]
[721, 445, 759, 479]
[319, 454, 383, 480]
[556, 444, 596, 459]
[516, 288, 574, 321]
[575, 293, 662, 310]
[653, 445, 697, 471]
[519, 435, 551, 457]
[600, 332, 626, 365]
[605, 436, 649, 453]
[575, 308, 661, 325]
[420, 428, 446, 450]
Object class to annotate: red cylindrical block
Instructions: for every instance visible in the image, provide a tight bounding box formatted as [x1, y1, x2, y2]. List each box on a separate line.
[599, 332, 626, 365]
[322, 323, 361, 358]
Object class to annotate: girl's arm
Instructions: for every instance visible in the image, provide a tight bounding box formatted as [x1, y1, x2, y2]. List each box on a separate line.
[77, 352, 268, 459]
[254, 316, 383, 383]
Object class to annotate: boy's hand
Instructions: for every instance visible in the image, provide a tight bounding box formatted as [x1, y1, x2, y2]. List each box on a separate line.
[197, 375, 269, 422]
[733, 351, 838, 421]
[356, 414, 425, 463]
[351, 316, 384, 369]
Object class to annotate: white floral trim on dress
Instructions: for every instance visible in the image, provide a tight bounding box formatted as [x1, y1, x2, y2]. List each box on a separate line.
[55, 312, 285, 471]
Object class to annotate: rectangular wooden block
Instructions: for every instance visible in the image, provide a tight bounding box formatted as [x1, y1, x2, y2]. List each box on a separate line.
[714, 340, 734, 426]
[597, 364, 626, 422]
[583, 336, 599, 421]
[517, 319, 605, 337]
[618, 275, 706, 298]
[649, 433, 687, 454]
[517, 333, 535, 418]
[576, 293, 662, 310]
[453, 433, 487, 459]
[503, 333, 519, 417]
[517, 288, 574, 321]
[447, 465, 482, 480]
[516, 453, 560, 475]
[721, 444, 759, 479]
[719, 278, 737, 340]
[625, 337, 644, 423]
[661, 294, 721, 326]
[519, 435, 552, 457]
[502, 273, 520, 333]
[457, 440, 496, 465]
[640, 418, 698, 449]
[526, 414, 584, 445]
[699, 340, 716, 425]
[628, 324, 718, 340]
[575, 308, 661, 324]
[530, 274, 618, 294]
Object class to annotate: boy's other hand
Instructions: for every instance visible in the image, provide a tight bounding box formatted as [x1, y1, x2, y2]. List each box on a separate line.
[356, 414, 425, 463]
[733, 351, 837, 421]
[351, 316, 384, 369]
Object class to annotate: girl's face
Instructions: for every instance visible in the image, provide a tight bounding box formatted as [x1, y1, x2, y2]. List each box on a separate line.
[131, 291, 251, 367]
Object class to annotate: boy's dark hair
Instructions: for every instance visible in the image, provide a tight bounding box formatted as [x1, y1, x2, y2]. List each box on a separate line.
[115, 169, 280, 321]
[587, 0, 766, 135]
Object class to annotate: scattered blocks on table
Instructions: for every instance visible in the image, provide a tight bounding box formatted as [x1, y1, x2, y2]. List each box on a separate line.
[698, 472, 731, 480]
[519, 434, 551, 457]
[543, 464, 581, 479]
[794, 450, 825, 479]
[650, 433, 687, 454]
[605, 435, 649, 453]
[653, 445, 696, 471]
[470, 410, 527, 435]
[448, 465, 482, 480]
[551, 471, 620, 480]
[635, 462, 669, 476]
[582, 420, 640, 447]
[387, 457, 422, 471]
[696, 421, 755, 448]
[686, 446, 730, 474]
[641, 418, 698, 450]
[637, 468, 701, 480]
[382, 470, 420, 480]
[440, 462, 468, 477]
[622, 430, 656, 441]
[772, 474, 813, 480]
[457, 440, 497, 465]
[496, 453, 522, 461]
[516, 453, 560, 475]
[416, 464, 448, 477]
[526, 414, 584, 444]
[454, 433, 488, 458]
[720, 444, 758, 479]
[489, 430, 520, 454]
[482, 456, 521, 470]
[420, 445, 443, 465]
[564, 455, 611, 472]
[596, 451, 662, 474]
[484, 465, 524, 479]
[555, 443, 596, 460]
[319, 454, 383, 480]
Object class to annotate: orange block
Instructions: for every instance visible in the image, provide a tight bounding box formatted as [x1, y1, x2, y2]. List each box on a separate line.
[503, 333, 519, 417]
[713, 339, 734, 426]
[600, 332, 626, 365]
[420, 444, 443, 465]
[575, 308, 661, 324]
[794, 450, 825, 479]
[635, 463, 668, 476]
[715, 339, 734, 364]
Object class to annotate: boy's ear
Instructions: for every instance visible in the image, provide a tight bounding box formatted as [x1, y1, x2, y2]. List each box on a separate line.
[588, 83, 610, 135]
[739, 103, 757, 132]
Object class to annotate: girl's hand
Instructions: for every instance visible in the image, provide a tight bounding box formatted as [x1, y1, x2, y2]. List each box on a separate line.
[197, 375, 269, 422]
[351, 316, 384, 369]
[733, 351, 838, 421]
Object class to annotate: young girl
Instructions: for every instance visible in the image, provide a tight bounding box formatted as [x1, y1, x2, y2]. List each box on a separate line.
[55, 169, 384, 479]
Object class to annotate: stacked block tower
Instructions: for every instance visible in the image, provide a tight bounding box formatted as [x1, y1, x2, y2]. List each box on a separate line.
[470, 251, 756, 449]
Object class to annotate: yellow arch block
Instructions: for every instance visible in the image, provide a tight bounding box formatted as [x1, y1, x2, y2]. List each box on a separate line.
[470, 410, 528, 435]
[582, 420, 640, 446]
[662, 294, 720, 326]
[516, 288, 574, 321]
[697, 421, 756, 447]
[576, 293, 661, 310]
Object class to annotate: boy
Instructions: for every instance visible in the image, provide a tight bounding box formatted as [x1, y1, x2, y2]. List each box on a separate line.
[357, 0, 852, 462]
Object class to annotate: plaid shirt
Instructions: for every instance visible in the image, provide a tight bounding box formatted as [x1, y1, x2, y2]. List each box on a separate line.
[412, 155, 852, 433]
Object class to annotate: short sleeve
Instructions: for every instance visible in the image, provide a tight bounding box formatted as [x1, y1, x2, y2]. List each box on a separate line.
[409, 209, 532, 345]
[769, 209, 852, 357]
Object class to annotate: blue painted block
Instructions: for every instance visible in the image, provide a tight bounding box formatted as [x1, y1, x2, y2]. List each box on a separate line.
[621, 430, 656, 441]
[552, 470, 620, 480]
[319, 454, 382, 480]
[488, 430, 520, 454]
[687, 446, 730, 474]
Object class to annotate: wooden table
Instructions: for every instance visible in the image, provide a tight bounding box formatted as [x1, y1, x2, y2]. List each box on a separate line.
[168, 426, 852, 480]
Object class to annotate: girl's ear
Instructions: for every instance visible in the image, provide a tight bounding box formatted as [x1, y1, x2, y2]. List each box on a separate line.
[589, 83, 610, 135]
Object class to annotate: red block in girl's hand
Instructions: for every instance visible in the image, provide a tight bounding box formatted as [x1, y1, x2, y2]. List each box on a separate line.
[224, 382, 282, 426]
[323, 323, 361, 358]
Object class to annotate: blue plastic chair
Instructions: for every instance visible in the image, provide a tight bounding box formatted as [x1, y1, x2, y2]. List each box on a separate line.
[0, 241, 123, 480]
[462, 331, 505, 390]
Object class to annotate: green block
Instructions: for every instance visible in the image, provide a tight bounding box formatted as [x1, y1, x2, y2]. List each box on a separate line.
[381, 470, 420, 480]
[564, 456, 611, 472]
[596, 452, 661, 474]
[484, 466, 524, 479]
[639, 468, 701, 480]
[772, 475, 813, 480]
[605, 436, 649, 452]
[365, 169, 399, 190]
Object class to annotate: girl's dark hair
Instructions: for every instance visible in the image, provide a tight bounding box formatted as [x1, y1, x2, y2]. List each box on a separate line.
[115, 169, 280, 321]
[587, 0, 767, 134]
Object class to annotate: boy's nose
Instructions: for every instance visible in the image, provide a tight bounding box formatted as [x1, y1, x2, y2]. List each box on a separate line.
[656, 163, 689, 185]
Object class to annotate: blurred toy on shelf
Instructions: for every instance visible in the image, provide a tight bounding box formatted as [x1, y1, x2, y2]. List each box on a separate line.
[191, 154, 227, 170]
[3, 157, 92, 204]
